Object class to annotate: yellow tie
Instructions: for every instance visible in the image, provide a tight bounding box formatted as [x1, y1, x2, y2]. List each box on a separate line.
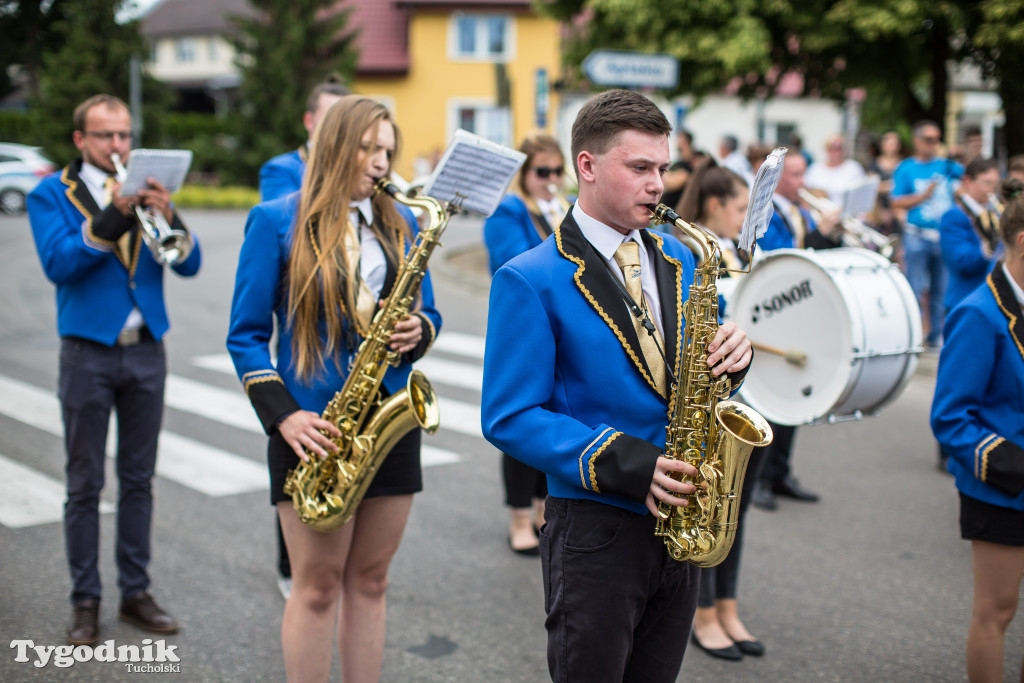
[103, 176, 116, 206]
[789, 204, 806, 248]
[105, 177, 133, 263]
[612, 241, 668, 397]
[345, 214, 377, 335]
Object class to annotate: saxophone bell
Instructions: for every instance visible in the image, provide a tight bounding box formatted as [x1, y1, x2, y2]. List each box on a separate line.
[110, 153, 193, 266]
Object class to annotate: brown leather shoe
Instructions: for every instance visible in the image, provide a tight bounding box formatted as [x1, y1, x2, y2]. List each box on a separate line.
[118, 592, 179, 634]
[67, 600, 100, 646]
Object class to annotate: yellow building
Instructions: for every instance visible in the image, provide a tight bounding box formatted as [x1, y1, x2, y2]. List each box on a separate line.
[353, 1, 564, 181]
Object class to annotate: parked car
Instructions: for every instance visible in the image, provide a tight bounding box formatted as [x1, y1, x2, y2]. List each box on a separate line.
[0, 143, 57, 215]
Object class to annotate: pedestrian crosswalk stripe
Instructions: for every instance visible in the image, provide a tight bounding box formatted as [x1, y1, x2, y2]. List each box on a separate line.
[186, 354, 483, 439]
[431, 331, 485, 359]
[0, 374, 268, 499]
[415, 356, 482, 392]
[0, 453, 114, 529]
[165, 374, 262, 434]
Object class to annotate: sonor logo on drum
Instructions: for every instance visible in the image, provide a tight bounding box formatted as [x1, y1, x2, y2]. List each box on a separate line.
[750, 279, 813, 323]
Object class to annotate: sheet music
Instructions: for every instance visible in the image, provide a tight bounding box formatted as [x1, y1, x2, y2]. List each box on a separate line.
[839, 175, 881, 218]
[422, 130, 526, 217]
[738, 147, 787, 254]
[120, 149, 193, 195]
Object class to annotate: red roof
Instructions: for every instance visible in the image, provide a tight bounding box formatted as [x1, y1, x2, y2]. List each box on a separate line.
[349, 0, 410, 75]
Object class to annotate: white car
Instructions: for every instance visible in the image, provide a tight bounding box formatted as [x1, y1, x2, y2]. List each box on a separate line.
[0, 143, 57, 215]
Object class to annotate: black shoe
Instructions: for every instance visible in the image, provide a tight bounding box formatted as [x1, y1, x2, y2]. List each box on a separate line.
[690, 631, 743, 661]
[734, 639, 765, 656]
[750, 482, 777, 511]
[67, 600, 100, 646]
[507, 534, 540, 557]
[119, 592, 179, 634]
[771, 476, 820, 502]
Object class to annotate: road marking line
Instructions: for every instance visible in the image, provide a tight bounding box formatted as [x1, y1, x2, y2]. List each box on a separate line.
[415, 356, 482, 392]
[0, 375, 267, 497]
[0, 453, 114, 529]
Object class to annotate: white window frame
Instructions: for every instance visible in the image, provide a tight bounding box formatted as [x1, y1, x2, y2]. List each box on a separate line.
[448, 12, 515, 62]
[447, 99, 512, 148]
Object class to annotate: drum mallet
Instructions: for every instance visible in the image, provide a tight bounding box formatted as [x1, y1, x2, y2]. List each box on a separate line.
[750, 341, 808, 367]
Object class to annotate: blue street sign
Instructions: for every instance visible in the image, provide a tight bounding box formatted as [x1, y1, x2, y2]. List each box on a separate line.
[581, 50, 678, 89]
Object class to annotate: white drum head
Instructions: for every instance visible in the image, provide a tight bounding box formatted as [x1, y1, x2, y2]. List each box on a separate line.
[726, 248, 921, 425]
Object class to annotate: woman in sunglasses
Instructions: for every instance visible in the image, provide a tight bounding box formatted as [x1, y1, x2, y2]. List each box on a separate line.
[483, 131, 573, 554]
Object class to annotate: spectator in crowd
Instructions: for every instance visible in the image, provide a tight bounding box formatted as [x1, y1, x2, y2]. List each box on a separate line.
[719, 134, 754, 185]
[805, 134, 866, 206]
[867, 131, 906, 237]
[661, 129, 697, 209]
[890, 120, 964, 348]
[1008, 155, 1024, 183]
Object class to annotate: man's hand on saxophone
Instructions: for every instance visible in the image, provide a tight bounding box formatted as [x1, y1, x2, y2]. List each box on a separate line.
[277, 411, 341, 461]
[706, 321, 752, 376]
[646, 457, 699, 518]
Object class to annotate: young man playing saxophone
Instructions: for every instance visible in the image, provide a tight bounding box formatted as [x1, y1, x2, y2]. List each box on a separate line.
[481, 89, 752, 682]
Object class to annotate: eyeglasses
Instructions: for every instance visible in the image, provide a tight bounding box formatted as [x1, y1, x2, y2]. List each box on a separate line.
[83, 131, 132, 141]
[532, 166, 564, 179]
[918, 135, 941, 144]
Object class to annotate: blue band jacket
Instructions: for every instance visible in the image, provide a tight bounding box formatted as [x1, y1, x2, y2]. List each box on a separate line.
[481, 212, 748, 515]
[931, 265, 1024, 510]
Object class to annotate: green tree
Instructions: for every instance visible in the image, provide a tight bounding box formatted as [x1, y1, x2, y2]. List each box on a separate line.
[0, 0, 71, 102]
[230, 0, 359, 185]
[963, 0, 1024, 157]
[538, 0, 1024, 153]
[32, 0, 169, 165]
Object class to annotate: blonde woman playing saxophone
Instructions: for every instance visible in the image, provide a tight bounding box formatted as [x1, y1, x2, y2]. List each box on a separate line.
[227, 96, 442, 682]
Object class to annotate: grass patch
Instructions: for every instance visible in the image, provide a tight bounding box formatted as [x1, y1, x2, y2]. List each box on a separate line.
[172, 185, 261, 209]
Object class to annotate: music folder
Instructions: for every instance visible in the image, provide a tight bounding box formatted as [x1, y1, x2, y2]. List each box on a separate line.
[422, 130, 526, 217]
[119, 149, 193, 196]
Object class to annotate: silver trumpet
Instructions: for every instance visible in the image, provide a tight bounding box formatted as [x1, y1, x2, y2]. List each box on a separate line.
[110, 154, 192, 266]
[798, 187, 897, 260]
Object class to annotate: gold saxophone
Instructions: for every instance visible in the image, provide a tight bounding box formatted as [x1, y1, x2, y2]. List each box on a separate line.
[283, 179, 457, 531]
[649, 203, 773, 566]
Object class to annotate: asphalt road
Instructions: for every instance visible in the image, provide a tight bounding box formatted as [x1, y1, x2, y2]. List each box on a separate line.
[0, 208, 1020, 682]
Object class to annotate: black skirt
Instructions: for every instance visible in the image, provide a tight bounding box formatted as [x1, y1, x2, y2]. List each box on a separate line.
[959, 492, 1024, 547]
[268, 425, 423, 506]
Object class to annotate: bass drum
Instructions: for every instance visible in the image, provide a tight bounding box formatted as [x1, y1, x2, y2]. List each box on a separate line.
[725, 248, 922, 426]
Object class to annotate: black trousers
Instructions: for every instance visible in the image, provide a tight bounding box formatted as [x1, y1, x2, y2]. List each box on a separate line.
[502, 452, 547, 509]
[758, 422, 797, 486]
[59, 336, 165, 604]
[541, 497, 700, 683]
[697, 444, 767, 607]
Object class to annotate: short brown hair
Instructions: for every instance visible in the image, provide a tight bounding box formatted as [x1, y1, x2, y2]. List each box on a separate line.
[570, 89, 671, 175]
[999, 177, 1024, 248]
[73, 94, 129, 131]
[305, 75, 350, 113]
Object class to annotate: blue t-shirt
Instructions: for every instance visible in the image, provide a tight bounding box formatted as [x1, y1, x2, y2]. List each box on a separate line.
[891, 157, 963, 229]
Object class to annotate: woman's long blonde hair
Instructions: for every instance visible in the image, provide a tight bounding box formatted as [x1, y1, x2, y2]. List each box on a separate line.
[286, 95, 408, 382]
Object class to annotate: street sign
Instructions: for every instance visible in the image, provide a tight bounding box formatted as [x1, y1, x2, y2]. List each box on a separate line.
[581, 50, 678, 89]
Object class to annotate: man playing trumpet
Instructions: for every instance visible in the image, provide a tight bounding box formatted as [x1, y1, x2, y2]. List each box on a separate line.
[27, 94, 201, 646]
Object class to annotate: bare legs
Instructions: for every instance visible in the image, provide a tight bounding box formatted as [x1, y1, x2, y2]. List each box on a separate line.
[278, 495, 414, 683]
[967, 540, 1024, 683]
[508, 497, 546, 552]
